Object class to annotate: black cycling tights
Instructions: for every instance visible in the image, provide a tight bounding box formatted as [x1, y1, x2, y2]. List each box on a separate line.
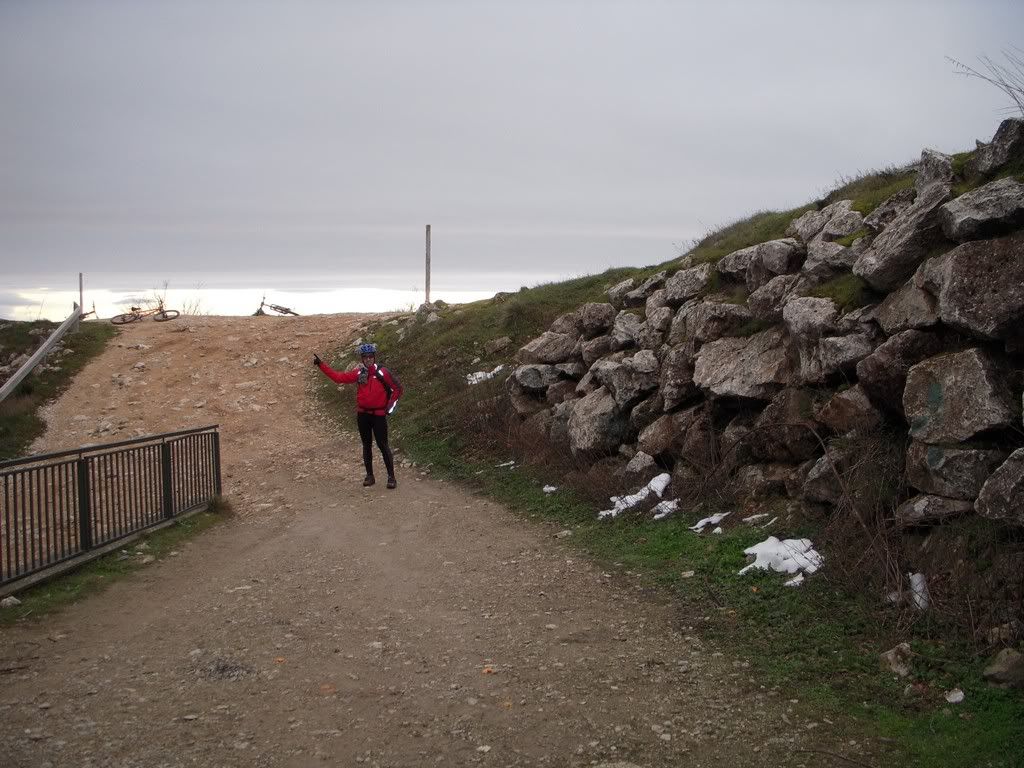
[356, 412, 395, 478]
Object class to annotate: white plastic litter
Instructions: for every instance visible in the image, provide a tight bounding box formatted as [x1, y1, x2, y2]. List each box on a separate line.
[543, 485, 558, 494]
[689, 511, 730, 533]
[909, 572, 930, 610]
[466, 365, 505, 385]
[711, 526, 723, 535]
[784, 573, 805, 587]
[944, 688, 964, 704]
[737, 536, 823, 577]
[495, 460, 516, 468]
[652, 499, 679, 520]
[597, 473, 671, 519]
[742, 513, 770, 524]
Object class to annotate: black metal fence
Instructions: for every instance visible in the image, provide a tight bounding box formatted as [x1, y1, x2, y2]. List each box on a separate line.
[0, 425, 221, 588]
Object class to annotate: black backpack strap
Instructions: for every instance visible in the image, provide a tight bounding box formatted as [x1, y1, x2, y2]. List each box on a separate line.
[374, 366, 393, 401]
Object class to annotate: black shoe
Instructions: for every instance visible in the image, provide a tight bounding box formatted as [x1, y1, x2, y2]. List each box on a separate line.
[363, 475, 375, 487]
[386, 476, 397, 489]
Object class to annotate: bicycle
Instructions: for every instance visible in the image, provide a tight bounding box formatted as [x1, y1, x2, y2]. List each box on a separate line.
[110, 301, 181, 325]
[253, 295, 300, 316]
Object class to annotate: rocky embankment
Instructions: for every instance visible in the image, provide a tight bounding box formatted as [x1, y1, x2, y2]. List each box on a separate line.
[505, 118, 1024, 629]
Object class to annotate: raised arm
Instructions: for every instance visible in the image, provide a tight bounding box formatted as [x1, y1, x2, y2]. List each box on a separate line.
[314, 356, 360, 384]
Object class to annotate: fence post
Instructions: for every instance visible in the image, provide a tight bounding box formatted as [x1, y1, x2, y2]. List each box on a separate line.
[76, 457, 92, 550]
[212, 430, 222, 496]
[161, 442, 174, 519]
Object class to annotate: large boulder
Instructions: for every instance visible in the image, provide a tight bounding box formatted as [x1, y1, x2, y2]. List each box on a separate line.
[549, 310, 582, 335]
[856, 329, 947, 413]
[629, 391, 665, 437]
[733, 463, 794, 500]
[801, 440, 858, 505]
[814, 385, 883, 435]
[568, 387, 628, 457]
[907, 441, 1007, 500]
[506, 376, 547, 417]
[808, 334, 876, 383]
[973, 117, 1024, 176]
[894, 494, 974, 528]
[664, 263, 715, 305]
[976, 449, 1024, 527]
[693, 327, 791, 400]
[646, 288, 669, 315]
[904, 349, 1018, 443]
[803, 238, 855, 275]
[748, 388, 822, 463]
[716, 245, 758, 281]
[606, 278, 636, 307]
[916, 148, 954, 192]
[579, 303, 618, 338]
[512, 363, 561, 392]
[748, 274, 801, 323]
[549, 400, 574, 447]
[940, 178, 1024, 242]
[646, 305, 674, 333]
[597, 350, 660, 409]
[545, 379, 578, 405]
[581, 334, 616, 366]
[874, 281, 938, 336]
[783, 296, 839, 338]
[623, 272, 667, 307]
[917, 232, 1024, 341]
[660, 343, 697, 411]
[787, 200, 853, 243]
[746, 238, 805, 291]
[611, 312, 644, 349]
[681, 301, 752, 344]
[637, 406, 702, 458]
[518, 331, 579, 364]
[865, 187, 916, 233]
[853, 181, 952, 291]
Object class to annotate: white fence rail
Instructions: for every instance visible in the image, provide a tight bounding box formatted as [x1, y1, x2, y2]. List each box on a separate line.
[0, 304, 83, 403]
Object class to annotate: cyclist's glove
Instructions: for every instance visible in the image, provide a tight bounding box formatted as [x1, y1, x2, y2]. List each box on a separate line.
[313, 354, 322, 368]
[357, 366, 369, 385]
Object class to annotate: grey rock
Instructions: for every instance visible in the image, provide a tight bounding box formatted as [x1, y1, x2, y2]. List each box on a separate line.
[554, 361, 586, 379]
[545, 380, 579, 405]
[894, 494, 974, 527]
[637, 406, 702, 458]
[549, 310, 582, 335]
[812, 333, 876, 381]
[506, 376, 547, 417]
[815, 385, 883, 435]
[803, 238, 854, 275]
[664, 263, 715, 305]
[645, 288, 669, 316]
[629, 391, 664, 436]
[983, 648, 1024, 689]
[904, 349, 1018, 443]
[549, 401, 574, 447]
[597, 350, 660, 409]
[920, 232, 1024, 341]
[567, 387, 628, 457]
[693, 327, 790, 400]
[749, 388, 823, 463]
[518, 331, 579, 365]
[483, 336, 512, 355]
[646, 305, 674, 333]
[856, 329, 947, 413]
[606, 279, 636, 307]
[853, 182, 952, 291]
[801, 441, 857, 505]
[660, 344, 697, 411]
[666, 299, 699, 345]
[682, 301, 752, 344]
[916, 148, 954, 193]
[864, 187, 916, 233]
[746, 238, 805, 291]
[512, 364, 561, 392]
[875, 281, 938, 336]
[973, 117, 1024, 176]
[611, 311, 644, 349]
[579, 303, 618, 338]
[976, 448, 1024, 527]
[748, 274, 801, 323]
[716, 244, 758, 280]
[820, 209, 866, 241]
[624, 451, 658, 483]
[906, 441, 1007, 500]
[733, 463, 793, 500]
[581, 335, 616, 367]
[940, 177, 1024, 242]
[788, 200, 853, 244]
[623, 272, 667, 307]
[783, 296, 839, 338]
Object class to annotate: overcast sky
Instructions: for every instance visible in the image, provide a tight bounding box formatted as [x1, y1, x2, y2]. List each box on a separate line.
[1, 0, 1021, 298]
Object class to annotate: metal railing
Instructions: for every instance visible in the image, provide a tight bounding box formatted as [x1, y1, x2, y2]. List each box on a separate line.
[0, 426, 221, 588]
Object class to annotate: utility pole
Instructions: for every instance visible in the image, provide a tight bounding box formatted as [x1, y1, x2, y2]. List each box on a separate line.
[425, 224, 431, 305]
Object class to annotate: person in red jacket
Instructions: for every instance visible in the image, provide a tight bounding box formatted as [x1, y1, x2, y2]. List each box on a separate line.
[314, 342, 403, 488]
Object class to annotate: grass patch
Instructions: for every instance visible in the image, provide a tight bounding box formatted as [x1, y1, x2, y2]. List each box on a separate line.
[0, 321, 117, 461]
[0, 504, 229, 625]
[826, 166, 917, 217]
[835, 228, 869, 248]
[686, 207, 814, 265]
[806, 272, 877, 313]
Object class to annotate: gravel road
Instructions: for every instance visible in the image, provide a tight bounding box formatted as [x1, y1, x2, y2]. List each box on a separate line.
[0, 315, 880, 767]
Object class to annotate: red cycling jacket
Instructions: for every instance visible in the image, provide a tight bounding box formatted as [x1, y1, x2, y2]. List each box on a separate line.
[318, 361, 403, 415]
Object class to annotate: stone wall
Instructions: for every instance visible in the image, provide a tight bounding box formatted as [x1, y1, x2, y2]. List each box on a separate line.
[505, 118, 1024, 531]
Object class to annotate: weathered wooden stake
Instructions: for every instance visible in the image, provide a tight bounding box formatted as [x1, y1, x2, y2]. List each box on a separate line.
[425, 224, 431, 305]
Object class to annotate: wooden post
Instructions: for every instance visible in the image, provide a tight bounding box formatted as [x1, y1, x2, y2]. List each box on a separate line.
[425, 224, 431, 305]
[79, 272, 83, 311]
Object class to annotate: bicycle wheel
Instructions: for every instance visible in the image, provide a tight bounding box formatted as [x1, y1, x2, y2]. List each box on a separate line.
[111, 313, 140, 325]
[153, 309, 180, 322]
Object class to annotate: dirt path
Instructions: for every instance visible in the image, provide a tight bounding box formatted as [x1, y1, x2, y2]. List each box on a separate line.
[1, 316, 875, 767]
